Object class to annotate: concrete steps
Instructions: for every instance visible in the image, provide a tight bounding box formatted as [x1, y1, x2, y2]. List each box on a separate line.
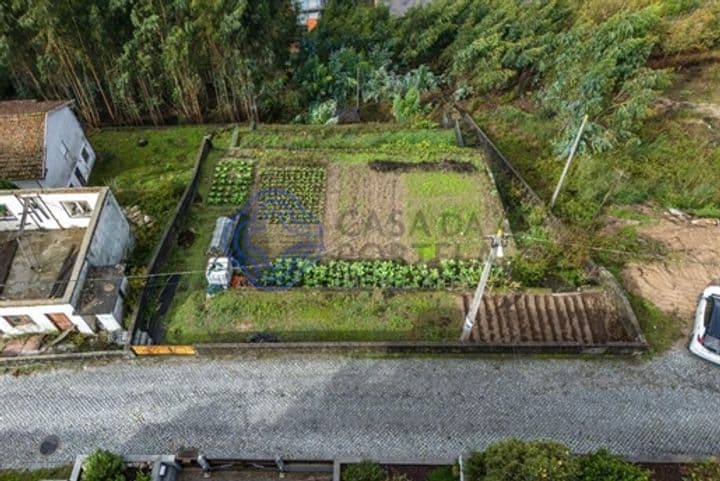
[470, 291, 630, 344]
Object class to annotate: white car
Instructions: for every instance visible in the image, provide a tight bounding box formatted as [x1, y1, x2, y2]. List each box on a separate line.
[689, 285, 720, 364]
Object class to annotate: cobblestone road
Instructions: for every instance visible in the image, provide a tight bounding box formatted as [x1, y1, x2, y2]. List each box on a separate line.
[1, 348, 719, 469]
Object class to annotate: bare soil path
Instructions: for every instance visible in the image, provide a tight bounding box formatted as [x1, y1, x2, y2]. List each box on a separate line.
[622, 213, 720, 330]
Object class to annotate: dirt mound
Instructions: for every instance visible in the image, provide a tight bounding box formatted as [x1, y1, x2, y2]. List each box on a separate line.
[622, 213, 720, 329]
[369, 159, 477, 173]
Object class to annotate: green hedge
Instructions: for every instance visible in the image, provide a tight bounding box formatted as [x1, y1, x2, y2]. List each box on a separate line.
[465, 440, 650, 481]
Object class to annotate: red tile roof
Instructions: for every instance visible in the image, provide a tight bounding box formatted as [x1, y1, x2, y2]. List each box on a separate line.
[0, 100, 70, 180]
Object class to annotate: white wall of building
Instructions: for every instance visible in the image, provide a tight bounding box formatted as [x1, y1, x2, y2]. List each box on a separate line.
[0, 191, 100, 231]
[44, 107, 96, 188]
[0, 189, 131, 337]
[86, 193, 131, 266]
[0, 303, 93, 336]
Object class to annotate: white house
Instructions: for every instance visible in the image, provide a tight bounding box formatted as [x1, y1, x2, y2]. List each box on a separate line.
[377, 0, 430, 15]
[0, 187, 132, 337]
[298, 0, 325, 26]
[0, 100, 96, 189]
[296, 1, 427, 28]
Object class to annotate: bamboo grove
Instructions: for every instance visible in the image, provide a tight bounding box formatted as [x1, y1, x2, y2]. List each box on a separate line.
[0, 0, 296, 126]
[1, 0, 718, 139]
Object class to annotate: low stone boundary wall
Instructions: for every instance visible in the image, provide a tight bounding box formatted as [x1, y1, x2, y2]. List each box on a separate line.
[67, 453, 720, 481]
[125, 135, 213, 348]
[194, 340, 645, 356]
[597, 266, 647, 345]
[0, 349, 130, 368]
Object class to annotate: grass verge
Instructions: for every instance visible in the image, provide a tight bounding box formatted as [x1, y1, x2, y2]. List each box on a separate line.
[627, 292, 684, 356]
[88, 125, 231, 266]
[165, 289, 463, 343]
[0, 466, 72, 481]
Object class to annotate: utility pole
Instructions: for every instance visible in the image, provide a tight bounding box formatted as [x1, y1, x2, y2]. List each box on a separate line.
[461, 226, 508, 342]
[550, 114, 589, 209]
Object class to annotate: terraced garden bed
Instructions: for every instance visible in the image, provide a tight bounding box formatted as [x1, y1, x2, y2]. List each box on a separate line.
[256, 165, 327, 223]
[161, 125, 507, 342]
[208, 159, 253, 205]
[160, 124, 640, 348]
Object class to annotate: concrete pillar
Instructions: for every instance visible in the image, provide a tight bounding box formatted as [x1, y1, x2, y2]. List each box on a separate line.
[96, 314, 122, 332]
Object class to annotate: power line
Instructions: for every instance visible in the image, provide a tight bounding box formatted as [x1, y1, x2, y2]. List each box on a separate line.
[0, 230, 717, 292]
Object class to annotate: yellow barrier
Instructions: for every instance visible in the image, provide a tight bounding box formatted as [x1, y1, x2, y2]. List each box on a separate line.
[132, 345, 197, 356]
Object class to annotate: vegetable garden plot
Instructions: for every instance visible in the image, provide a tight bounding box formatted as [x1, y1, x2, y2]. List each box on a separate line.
[256, 166, 327, 224]
[208, 159, 254, 205]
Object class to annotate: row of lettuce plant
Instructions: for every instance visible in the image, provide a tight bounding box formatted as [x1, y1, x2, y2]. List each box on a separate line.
[257, 257, 508, 289]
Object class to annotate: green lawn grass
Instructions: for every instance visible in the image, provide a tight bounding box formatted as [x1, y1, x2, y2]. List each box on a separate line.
[165, 288, 462, 343]
[628, 292, 684, 356]
[88, 125, 231, 266]
[234, 124, 478, 163]
[0, 466, 72, 481]
[404, 171, 504, 261]
[163, 146, 239, 293]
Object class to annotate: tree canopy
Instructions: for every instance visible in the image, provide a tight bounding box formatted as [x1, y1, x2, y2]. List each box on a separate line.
[0, 0, 717, 150]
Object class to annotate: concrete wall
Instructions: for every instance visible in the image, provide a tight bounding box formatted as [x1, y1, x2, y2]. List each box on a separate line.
[44, 106, 95, 188]
[0, 190, 100, 231]
[376, 0, 429, 15]
[0, 303, 93, 335]
[86, 191, 131, 267]
[0, 189, 130, 337]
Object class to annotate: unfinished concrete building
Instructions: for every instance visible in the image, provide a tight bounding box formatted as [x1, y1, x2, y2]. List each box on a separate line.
[0, 187, 132, 336]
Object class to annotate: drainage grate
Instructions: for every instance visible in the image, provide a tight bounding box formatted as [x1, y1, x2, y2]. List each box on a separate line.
[39, 435, 59, 455]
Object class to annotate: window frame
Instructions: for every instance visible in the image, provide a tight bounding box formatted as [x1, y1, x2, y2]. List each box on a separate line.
[81, 145, 91, 163]
[5, 315, 35, 328]
[61, 200, 93, 219]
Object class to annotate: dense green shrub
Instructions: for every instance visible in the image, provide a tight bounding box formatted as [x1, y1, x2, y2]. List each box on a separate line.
[392, 87, 422, 123]
[540, 7, 672, 154]
[466, 439, 577, 481]
[309, 100, 338, 125]
[577, 450, 650, 481]
[311, 0, 393, 61]
[82, 449, 126, 481]
[683, 461, 720, 481]
[426, 465, 458, 481]
[365, 65, 440, 104]
[343, 461, 386, 481]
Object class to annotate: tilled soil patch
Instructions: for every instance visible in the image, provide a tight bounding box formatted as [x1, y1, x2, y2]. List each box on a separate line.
[369, 159, 477, 173]
[323, 165, 411, 261]
[466, 290, 634, 344]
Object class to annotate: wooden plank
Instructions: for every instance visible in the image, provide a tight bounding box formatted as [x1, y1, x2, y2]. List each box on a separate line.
[131, 345, 197, 356]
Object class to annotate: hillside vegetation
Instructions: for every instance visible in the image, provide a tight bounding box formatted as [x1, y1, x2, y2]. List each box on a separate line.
[1, 0, 717, 136]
